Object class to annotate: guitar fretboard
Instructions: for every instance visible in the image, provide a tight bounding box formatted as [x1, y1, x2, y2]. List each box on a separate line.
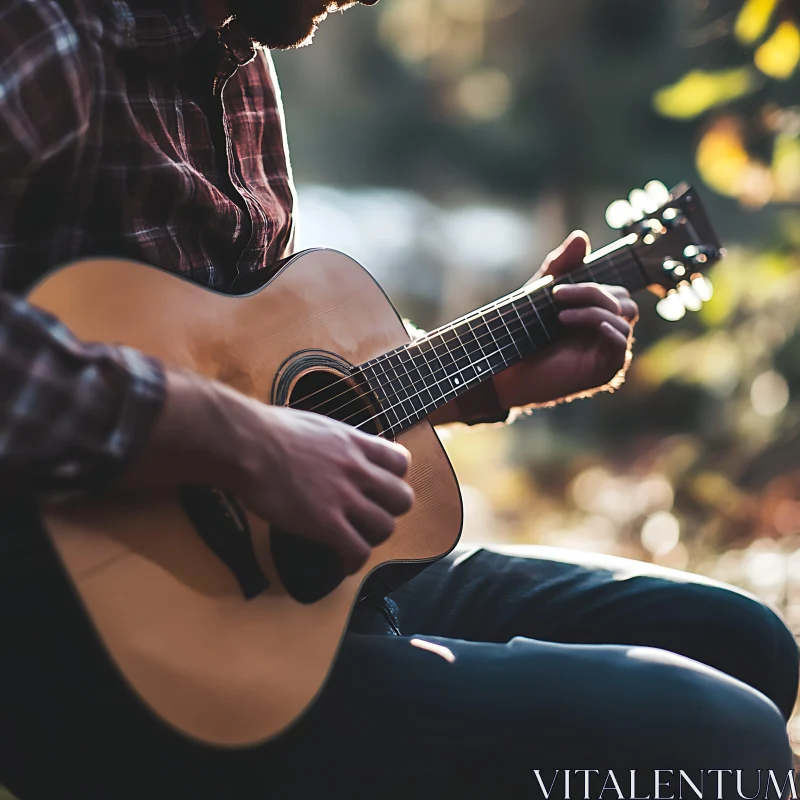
[358, 234, 649, 435]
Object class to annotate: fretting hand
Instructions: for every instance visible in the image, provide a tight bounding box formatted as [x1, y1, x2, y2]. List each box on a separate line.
[493, 231, 639, 411]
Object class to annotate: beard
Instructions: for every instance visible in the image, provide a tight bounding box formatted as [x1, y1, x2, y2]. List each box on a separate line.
[226, 0, 361, 49]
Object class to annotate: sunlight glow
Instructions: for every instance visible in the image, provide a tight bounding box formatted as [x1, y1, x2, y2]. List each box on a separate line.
[744, 550, 786, 588]
[641, 511, 681, 557]
[410, 638, 456, 663]
[750, 370, 789, 417]
[456, 68, 512, 121]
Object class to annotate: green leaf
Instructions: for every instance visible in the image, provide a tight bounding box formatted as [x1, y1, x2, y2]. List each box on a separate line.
[653, 68, 757, 120]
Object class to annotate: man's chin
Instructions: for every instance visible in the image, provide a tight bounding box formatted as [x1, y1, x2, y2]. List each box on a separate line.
[228, 0, 359, 50]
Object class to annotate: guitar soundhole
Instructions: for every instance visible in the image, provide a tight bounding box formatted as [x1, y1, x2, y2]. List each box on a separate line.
[271, 367, 383, 604]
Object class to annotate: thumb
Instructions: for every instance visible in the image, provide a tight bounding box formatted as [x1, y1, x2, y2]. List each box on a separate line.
[534, 231, 591, 281]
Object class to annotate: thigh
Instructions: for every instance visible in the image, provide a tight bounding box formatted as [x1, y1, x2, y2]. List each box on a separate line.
[265, 632, 791, 797]
[391, 544, 799, 718]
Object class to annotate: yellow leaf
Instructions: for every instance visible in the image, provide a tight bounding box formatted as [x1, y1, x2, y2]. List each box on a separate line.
[696, 118, 774, 205]
[735, 0, 779, 44]
[755, 21, 800, 79]
[653, 68, 756, 120]
[696, 118, 751, 196]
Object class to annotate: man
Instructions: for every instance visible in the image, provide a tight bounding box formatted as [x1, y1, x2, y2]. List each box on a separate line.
[0, 0, 796, 797]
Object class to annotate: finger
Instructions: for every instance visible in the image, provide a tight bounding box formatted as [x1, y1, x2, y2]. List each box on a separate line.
[347, 498, 397, 547]
[552, 283, 622, 315]
[619, 297, 639, 321]
[360, 465, 415, 516]
[358, 434, 411, 477]
[598, 321, 631, 354]
[533, 231, 591, 281]
[328, 515, 372, 575]
[605, 286, 639, 320]
[559, 307, 632, 338]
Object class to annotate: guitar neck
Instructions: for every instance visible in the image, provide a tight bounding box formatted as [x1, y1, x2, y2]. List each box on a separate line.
[359, 233, 650, 435]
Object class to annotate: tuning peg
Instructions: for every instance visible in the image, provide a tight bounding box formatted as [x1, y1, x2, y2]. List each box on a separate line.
[656, 291, 686, 322]
[678, 283, 703, 312]
[629, 188, 657, 219]
[691, 275, 713, 302]
[662, 259, 687, 279]
[644, 180, 671, 208]
[605, 199, 636, 230]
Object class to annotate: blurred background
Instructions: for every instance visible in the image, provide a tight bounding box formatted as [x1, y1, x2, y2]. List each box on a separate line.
[274, 0, 800, 746]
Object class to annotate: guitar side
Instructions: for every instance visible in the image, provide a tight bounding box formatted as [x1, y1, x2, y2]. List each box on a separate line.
[27, 249, 463, 746]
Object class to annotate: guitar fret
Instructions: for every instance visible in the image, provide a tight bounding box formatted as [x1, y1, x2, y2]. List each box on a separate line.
[406, 355, 426, 418]
[353, 215, 714, 436]
[363, 361, 401, 430]
[447, 327, 476, 385]
[471, 317, 507, 373]
[607, 251, 623, 282]
[485, 305, 522, 361]
[381, 353, 415, 422]
[524, 293, 553, 345]
[410, 343, 436, 411]
[427, 335, 456, 396]
[392, 354, 423, 425]
[510, 300, 533, 350]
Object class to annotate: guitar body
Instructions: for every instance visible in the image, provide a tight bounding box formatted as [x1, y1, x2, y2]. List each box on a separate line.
[21, 183, 723, 749]
[27, 249, 462, 746]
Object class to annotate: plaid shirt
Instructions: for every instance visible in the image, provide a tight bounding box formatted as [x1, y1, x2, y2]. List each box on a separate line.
[0, 0, 295, 492]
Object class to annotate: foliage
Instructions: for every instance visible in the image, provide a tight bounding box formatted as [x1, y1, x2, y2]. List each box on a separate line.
[654, 0, 800, 207]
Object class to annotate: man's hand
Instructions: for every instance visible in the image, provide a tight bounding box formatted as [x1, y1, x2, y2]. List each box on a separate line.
[122, 371, 414, 575]
[240, 403, 414, 574]
[493, 231, 638, 410]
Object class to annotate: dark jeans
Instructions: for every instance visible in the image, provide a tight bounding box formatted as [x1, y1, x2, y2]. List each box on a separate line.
[0, 503, 797, 799]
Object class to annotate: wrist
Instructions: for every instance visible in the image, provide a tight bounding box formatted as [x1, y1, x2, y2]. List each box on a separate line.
[455, 378, 509, 426]
[121, 369, 250, 492]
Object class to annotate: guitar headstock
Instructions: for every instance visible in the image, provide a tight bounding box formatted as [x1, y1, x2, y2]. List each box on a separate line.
[605, 181, 725, 321]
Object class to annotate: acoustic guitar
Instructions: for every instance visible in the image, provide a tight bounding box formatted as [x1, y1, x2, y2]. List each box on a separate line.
[27, 182, 723, 746]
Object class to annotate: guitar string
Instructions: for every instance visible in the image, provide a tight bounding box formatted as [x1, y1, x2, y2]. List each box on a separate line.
[296, 250, 635, 428]
[294, 248, 638, 427]
[307, 261, 638, 436]
[339, 241, 661, 428]
[286, 245, 638, 417]
[356, 239, 674, 434]
[359, 328, 545, 435]
[288, 246, 639, 421]
[289, 249, 635, 411]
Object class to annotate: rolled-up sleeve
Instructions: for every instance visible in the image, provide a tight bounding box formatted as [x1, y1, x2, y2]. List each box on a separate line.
[0, 295, 165, 494]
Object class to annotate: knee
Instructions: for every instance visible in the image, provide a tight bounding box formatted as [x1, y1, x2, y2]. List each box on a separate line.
[634, 647, 793, 772]
[752, 599, 800, 720]
[701, 585, 798, 719]
[648, 579, 799, 720]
